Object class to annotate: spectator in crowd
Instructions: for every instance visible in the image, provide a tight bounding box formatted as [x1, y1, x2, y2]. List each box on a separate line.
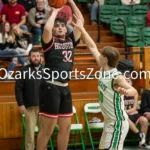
[1, 0, 28, 31]
[140, 90, 150, 144]
[0, 0, 3, 24]
[10, 23, 33, 57]
[15, 48, 43, 150]
[89, 0, 104, 25]
[28, 0, 49, 45]
[0, 0, 3, 14]
[0, 13, 2, 24]
[44, 0, 50, 11]
[124, 75, 150, 149]
[121, 0, 140, 5]
[18, 0, 36, 16]
[0, 21, 25, 78]
[147, 11, 150, 27]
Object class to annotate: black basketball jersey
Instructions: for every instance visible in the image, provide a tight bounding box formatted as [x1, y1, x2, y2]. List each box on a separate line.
[124, 96, 134, 110]
[42, 32, 80, 83]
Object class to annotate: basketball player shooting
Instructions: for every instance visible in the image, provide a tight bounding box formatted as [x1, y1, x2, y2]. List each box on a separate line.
[72, 13, 138, 150]
[36, 1, 84, 150]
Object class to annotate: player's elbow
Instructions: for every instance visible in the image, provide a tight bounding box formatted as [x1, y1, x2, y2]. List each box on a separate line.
[133, 88, 138, 97]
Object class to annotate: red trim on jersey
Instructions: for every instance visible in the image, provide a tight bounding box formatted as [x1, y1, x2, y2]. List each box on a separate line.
[39, 112, 58, 118]
[58, 112, 73, 117]
[54, 37, 65, 40]
[39, 112, 73, 118]
[42, 38, 55, 53]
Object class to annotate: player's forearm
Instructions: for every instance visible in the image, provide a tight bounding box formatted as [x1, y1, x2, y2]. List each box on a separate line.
[126, 108, 136, 114]
[126, 88, 138, 97]
[80, 27, 101, 66]
[44, 10, 58, 31]
[81, 27, 97, 49]
[18, 17, 26, 26]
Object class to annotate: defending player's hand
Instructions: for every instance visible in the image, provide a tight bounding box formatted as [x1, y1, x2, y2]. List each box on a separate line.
[72, 12, 84, 30]
[114, 87, 128, 95]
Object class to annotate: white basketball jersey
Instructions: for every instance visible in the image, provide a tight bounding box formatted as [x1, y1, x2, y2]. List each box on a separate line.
[98, 68, 128, 121]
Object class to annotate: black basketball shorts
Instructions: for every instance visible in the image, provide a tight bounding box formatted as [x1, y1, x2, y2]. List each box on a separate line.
[129, 113, 142, 124]
[39, 80, 73, 118]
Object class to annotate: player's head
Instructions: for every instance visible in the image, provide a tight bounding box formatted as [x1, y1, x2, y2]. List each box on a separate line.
[29, 48, 41, 67]
[100, 46, 120, 68]
[53, 17, 67, 38]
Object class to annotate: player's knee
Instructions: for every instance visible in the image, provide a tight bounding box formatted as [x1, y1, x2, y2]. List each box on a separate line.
[59, 123, 71, 134]
[139, 116, 148, 126]
[146, 114, 150, 120]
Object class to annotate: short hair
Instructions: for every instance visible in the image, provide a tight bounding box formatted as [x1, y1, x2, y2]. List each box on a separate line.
[29, 48, 40, 56]
[101, 46, 120, 68]
[54, 17, 67, 25]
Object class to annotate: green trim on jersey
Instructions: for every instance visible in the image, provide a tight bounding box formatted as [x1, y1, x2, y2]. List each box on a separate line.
[112, 121, 122, 149]
[115, 92, 124, 120]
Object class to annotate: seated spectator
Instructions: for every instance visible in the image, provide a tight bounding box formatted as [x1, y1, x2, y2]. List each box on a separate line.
[147, 11, 150, 27]
[89, 0, 104, 25]
[0, 0, 3, 24]
[140, 90, 150, 143]
[124, 75, 150, 149]
[1, 0, 28, 31]
[0, 0, 3, 14]
[10, 24, 33, 57]
[18, 0, 35, 16]
[28, 0, 49, 45]
[121, 0, 140, 5]
[44, 0, 50, 11]
[0, 21, 25, 77]
[0, 13, 2, 24]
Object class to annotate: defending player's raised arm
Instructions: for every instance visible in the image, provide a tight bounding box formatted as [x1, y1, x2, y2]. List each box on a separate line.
[72, 13, 101, 67]
[68, 0, 84, 41]
[68, 0, 84, 24]
[42, 8, 61, 44]
[114, 75, 138, 97]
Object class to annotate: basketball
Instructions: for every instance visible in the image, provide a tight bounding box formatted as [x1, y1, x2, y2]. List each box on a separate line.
[48, 0, 67, 8]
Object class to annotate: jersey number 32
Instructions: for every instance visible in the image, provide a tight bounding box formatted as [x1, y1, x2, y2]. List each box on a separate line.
[62, 51, 72, 62]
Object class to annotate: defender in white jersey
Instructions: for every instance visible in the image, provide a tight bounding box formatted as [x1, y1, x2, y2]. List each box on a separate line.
[72, 14, 138, 150]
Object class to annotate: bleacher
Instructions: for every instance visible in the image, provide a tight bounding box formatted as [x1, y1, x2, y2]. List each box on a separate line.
[1, 0, 150, 149]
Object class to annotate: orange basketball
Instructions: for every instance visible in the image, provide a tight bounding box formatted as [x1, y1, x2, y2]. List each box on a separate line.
[48, 0, 67, 8]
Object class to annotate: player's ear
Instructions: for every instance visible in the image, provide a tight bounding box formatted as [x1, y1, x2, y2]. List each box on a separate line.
[64, 26, 67, 34]
[104, 56, 108, 63]
[52, 28, 55, 36]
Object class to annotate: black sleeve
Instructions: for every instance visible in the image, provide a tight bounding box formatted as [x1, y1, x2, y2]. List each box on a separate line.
[0, 42, 9, 50]
[68, 32, 80, 47]
[15, 69, 24, 106]
[140, 91, 150, 113]
[41, 37, 54, 52]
